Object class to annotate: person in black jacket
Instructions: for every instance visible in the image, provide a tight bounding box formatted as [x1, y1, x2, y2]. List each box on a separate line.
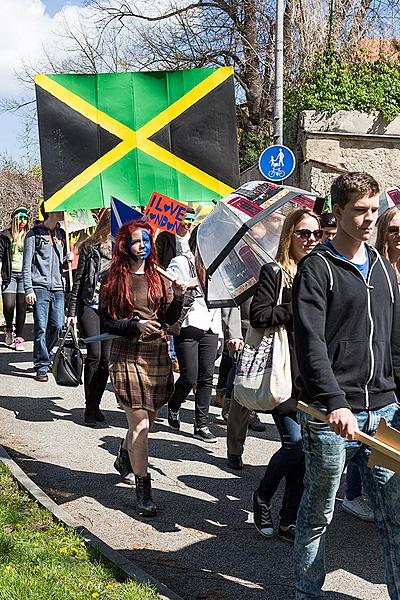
[251, 208, 322, 543]
[292, 173, 400, 600]
[0, 206, 30, 350]
[67, 210, 112, 426]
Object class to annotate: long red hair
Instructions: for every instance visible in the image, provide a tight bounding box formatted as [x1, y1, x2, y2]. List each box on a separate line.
[100, 220, 164, 320]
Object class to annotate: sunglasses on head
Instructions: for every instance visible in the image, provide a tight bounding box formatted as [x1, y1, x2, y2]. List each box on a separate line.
[388, 226, 400, 235]
[294, 228, 323, 241]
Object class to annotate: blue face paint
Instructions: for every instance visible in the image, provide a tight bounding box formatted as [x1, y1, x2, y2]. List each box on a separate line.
[128, 230, 152, 262]
[141, 230, 151, 259]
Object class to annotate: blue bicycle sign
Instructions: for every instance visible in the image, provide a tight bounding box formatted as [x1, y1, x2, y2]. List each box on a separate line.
[259, 145, 296, 181]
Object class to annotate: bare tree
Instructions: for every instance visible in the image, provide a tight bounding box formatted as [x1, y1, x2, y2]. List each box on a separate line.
[2, 0, 398, 169]
[0, 156, 42, 230]
[89, 0, 400, 148]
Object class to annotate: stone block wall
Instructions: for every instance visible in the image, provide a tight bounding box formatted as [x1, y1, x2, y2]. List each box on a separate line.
[296, 110, 400, 195]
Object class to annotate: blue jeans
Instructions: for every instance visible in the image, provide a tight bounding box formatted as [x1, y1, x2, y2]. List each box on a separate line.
[295, 401, 400, 600]
[345, 461, 362, 500]
[169, 335, 177, 361]
[33, 288, 65, 373]
[258, 411, 304, 526]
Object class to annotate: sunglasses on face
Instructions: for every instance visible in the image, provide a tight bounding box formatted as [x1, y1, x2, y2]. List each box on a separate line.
[388, 226, 400, 235]
[294, 229, 323, 241]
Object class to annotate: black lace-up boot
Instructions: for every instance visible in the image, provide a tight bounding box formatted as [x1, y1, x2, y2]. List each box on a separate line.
[135, 474, 157, 517]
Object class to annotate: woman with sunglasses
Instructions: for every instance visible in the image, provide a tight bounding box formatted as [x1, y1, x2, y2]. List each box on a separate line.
[0, 206, 30, 350]
[250, 207, 322, 543]
[376, 207, 400, 286]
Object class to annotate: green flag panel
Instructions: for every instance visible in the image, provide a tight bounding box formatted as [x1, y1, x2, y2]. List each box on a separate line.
[35, 68, 239, 211]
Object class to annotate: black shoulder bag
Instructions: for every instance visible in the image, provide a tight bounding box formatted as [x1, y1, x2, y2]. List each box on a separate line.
[52, 324, 83, 387]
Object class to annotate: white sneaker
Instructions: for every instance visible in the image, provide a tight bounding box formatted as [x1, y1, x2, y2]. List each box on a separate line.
[342, 496, 374, 522]
[4, 329, 14, 346]
[14, 337, 25, 351]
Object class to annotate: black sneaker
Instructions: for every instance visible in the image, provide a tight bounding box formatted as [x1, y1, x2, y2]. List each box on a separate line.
[168, 408, 181, 430]
[248, 411, 266, 432]
[114, 440, 135, 484]
[253, 492, 274, 538]
[193, 426, 217, 443]
[35, 370, 48, 383]
[227, 454, 243, 470]
[277, 523, 296, 543]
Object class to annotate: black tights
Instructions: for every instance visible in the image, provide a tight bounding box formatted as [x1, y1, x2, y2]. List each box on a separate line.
[77, 303, 111, 414]
[2, 293, 27, 337]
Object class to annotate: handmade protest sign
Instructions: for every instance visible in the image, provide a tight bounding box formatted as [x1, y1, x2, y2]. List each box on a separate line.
[145, 192, 187, 234]
[35, 67, 239, 213]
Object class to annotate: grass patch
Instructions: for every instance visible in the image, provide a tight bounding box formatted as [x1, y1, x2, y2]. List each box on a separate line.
[0, 463, 160, 599]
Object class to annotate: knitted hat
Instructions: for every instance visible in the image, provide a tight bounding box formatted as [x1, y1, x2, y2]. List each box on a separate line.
[11, 206, 29, 219]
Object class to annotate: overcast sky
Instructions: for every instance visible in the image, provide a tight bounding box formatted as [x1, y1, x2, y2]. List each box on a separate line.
[0, 0, 86, 163]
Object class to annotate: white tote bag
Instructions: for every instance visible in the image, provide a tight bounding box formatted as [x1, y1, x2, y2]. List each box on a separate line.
[234, 269, 292, 412]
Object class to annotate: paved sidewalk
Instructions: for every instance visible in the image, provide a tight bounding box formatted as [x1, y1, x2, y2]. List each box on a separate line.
[0, 321, 389, 600]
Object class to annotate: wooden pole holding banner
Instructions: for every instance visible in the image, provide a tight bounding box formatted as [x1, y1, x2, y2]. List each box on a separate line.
[62, 211, 74, 291]
[62, 212, 77, 337]
[297, 401, 400, 474]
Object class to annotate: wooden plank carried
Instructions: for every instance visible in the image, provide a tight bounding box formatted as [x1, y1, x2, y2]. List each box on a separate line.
[297, 401, 400, 474]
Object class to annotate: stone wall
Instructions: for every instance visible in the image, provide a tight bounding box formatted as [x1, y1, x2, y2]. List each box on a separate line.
[297, 110, 400, 195]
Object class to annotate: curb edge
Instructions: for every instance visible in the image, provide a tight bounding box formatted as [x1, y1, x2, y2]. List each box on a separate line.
[0, 444, 184, 600]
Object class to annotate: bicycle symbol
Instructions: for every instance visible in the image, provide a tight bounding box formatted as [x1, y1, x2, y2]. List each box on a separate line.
[268, 167, 285, 178]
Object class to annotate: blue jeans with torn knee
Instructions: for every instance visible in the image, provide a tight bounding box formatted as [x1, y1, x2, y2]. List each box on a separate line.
[294, 400, 400, 600]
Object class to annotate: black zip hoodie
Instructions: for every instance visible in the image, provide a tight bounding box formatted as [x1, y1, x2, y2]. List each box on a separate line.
[292, 243, 400, 413]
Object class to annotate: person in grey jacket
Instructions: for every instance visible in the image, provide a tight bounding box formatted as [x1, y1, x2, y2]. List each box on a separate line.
[22, 210, 72, 382]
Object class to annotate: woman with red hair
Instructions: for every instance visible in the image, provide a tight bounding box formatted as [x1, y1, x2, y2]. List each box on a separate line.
[100, 220, 185, 517]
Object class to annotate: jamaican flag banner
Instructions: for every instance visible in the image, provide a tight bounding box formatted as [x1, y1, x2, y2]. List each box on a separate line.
[34, 67, 239, 212]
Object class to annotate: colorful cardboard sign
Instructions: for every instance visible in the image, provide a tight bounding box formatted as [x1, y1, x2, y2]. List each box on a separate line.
[60, 209, 96, 233]
[35, 67, 239, 213]
[145, 192, 187, 234]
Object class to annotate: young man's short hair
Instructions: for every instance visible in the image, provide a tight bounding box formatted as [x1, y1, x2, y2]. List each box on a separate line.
[331, 172, 379, 209]
[320, 213, 336, 229]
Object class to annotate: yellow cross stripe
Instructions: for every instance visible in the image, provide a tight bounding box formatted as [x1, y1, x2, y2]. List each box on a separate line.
[136, 67, 233, 141]
[36, 67, 235, 210]
[44, 139, 135, 212]
[34, 74, 137, 143]
[139, 139, 234, 198]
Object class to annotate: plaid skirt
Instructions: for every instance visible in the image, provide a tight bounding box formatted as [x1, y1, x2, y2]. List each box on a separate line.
[109, 336, 174, 411]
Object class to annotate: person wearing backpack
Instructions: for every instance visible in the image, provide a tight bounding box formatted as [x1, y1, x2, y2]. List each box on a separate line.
[22, 209, 73, 382]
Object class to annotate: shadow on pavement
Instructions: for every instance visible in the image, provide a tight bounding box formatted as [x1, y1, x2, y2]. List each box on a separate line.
[4, 445, 385, 600]
[0, 395, 127, 428]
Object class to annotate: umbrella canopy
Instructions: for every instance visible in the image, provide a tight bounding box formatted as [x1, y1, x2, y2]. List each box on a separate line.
[379, 187, 400, 215]
[196, 181, 318, 308]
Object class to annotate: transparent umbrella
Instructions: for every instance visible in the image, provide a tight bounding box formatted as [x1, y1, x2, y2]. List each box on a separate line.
[379, 187, 400, 215]
[196, 181, 318, 308]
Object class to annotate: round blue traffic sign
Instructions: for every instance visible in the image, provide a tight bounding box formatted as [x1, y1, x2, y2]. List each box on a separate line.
[259, 145, 296, 181]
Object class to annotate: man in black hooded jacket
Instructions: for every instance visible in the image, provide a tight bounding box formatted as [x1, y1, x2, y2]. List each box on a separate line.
[292, 172, 400, 600]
